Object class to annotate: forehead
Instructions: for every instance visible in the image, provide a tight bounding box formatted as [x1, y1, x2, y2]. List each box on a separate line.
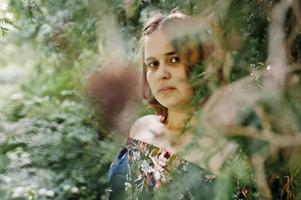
[144, 29, 174, 60]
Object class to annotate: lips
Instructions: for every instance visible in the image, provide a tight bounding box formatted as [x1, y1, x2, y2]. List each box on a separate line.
[159, 86, 176, 94]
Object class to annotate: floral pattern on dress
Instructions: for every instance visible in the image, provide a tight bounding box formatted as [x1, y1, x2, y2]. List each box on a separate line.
[124, 138, 216, 199]
[108, 138, 257, 200]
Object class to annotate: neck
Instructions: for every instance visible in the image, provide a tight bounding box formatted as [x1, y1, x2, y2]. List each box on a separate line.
[166, 105, 195, 133]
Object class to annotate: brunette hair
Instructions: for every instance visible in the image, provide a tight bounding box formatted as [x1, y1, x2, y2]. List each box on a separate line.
[141, 11, 217, 123]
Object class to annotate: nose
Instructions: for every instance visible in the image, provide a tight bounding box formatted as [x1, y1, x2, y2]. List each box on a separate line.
[156, 65, 171, 80]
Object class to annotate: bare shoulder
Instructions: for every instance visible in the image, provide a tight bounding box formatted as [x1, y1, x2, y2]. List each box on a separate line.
[131, 114, 161, 129]
[130, 114, 165, 142]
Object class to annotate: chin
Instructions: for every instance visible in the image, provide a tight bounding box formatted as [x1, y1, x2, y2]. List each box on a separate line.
[159, 99, 184, 109]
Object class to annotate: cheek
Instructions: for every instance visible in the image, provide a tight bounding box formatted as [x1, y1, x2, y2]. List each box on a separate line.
[180, 78, 193, 96]
[187, 87, 194, 97]
[146, 72, 155, 89]
[182, 84, 193, 96]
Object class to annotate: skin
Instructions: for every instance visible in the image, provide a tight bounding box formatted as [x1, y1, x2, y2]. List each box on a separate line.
[144, 28, 194, 132]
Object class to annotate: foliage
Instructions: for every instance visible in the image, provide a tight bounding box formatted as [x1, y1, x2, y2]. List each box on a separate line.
[0, 0, 118, 199]
[0, 0, 300, 199]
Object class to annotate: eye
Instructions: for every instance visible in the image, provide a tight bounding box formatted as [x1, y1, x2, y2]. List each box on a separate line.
[170, 56, 180, 64]
[146, 61, 159, 69]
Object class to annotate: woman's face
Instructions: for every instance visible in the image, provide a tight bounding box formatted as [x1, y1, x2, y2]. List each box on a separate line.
[144, 29, 194, 109]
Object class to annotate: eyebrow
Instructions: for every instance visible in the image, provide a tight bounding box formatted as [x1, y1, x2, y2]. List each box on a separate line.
[164, 51, 176, 56]
[145, 51, 177, 62]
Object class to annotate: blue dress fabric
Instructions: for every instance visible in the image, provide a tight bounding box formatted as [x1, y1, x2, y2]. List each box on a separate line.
[108, 147, 129, 200]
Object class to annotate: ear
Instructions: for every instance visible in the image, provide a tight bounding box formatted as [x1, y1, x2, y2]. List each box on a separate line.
[142, 64, 152, 99]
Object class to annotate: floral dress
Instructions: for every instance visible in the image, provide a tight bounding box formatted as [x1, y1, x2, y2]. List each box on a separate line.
[108, 138, 255, 200]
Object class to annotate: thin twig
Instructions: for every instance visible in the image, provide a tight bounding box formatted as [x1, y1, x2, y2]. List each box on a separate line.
[225, 126, 301, 148]
[251, 153, 272, 200]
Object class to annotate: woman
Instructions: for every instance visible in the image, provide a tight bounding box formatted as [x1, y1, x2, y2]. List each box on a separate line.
[107, 11, 252, 199]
